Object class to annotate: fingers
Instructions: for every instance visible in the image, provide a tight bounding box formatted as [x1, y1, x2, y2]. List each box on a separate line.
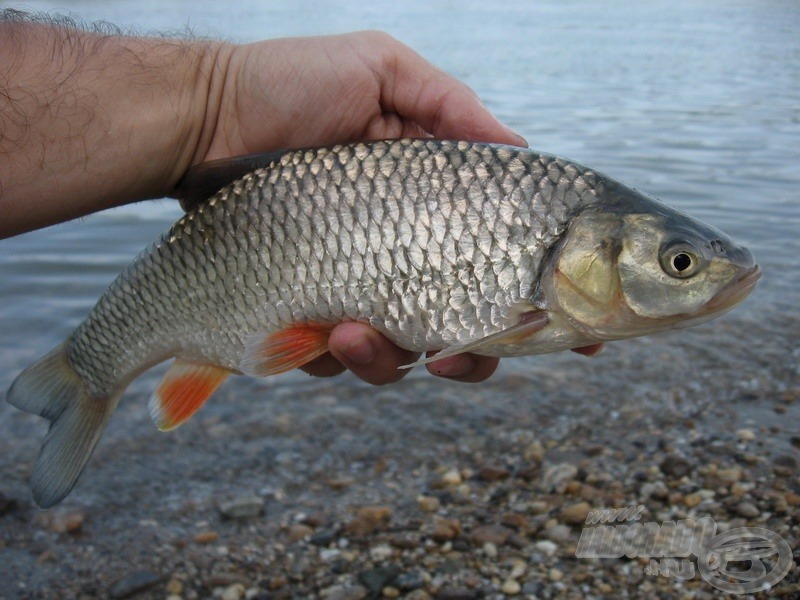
[357, 32, 527, 147]
[326, 322, 419, 386]
[425, 353, 500, 383]
[303, 322, 502, 385]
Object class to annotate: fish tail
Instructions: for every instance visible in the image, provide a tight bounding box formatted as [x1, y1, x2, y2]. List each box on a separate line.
[7, 343, 117, 508]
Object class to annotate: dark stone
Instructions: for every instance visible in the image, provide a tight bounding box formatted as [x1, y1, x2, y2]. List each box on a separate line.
[358, 565, 400, 594]
[659, 454, 691, 478]
[396, 571, 424, 591]
[309, 528, 338, 546]
[0, 493, 19, 517]
[109, 571, 163, 599]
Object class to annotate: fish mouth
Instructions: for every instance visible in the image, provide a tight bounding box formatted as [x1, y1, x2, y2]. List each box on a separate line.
[704, 264, 762, 313]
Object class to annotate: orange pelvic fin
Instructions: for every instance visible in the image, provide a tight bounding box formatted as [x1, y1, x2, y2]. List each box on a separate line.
[240, 324, 333, 377]
[149, 359, 232, 431]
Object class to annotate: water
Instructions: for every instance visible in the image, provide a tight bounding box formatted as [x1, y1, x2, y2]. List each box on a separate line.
[1, 1, 798, 440]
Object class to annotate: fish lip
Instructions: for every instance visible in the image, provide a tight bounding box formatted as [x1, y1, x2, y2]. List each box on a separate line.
[705, 264, 762, 312]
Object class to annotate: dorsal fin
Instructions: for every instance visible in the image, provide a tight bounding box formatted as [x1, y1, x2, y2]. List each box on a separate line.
[171, 150, 288, 212]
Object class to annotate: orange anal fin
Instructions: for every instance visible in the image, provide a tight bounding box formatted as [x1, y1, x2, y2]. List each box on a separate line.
[240, 324, 333, 377]
[149, 360, 232, 431]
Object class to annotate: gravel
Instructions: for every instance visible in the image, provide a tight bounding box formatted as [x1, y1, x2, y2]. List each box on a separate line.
[1, 312, 798, 599]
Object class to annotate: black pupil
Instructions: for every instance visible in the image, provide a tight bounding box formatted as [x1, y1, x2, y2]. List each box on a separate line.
[673, 253, 692, 272]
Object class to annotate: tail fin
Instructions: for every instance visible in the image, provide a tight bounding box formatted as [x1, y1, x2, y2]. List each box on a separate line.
[6, 344, 116, 508]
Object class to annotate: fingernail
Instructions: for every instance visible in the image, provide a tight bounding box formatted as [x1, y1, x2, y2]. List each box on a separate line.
[342, 338, 377, 365]
[430, 354, 475, 378]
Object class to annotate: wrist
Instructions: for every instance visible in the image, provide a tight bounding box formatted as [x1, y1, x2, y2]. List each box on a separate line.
[0, 17, 233, 235]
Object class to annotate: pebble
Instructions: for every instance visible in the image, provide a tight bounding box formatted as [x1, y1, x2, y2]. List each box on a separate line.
[477, 465, 510, 481]
[659, 454, 691, 478]
[320, 584, 368, 600]
[533, 540, 558, 556]
[541, 524, 571, 543]
[0, 493, 19, 516]
[560, 501, 591, 525]
[509, 559, 526, 580]
[346, 506, 392, 536]
[220, 583, 245, 600]
[683, 493, 702, 508]
[548, 567, 564, 582]
[286, 524, 313, 543]
[368, 544, 393, 562]
[218, 496, 264, 520]
[640, 481, 669, 499]
[47, 509, 85, 534]
[359, 566, 400, 594]
[109, 571, 162, 599]
[193, 530, 218, 544]
[434, 588, 478, 600]
[773, 454, 797, 476]
[440, 469, 463, 486]
[166, 579, 184, 595]
[431, 518, 461, 542]
[542, 463, 578, 492]
[396, 572, 425, 591]
[405, 591, 432, 600]
[501, 579, 521, 595]
[716, 467, 742, 482]
[383, 586, 401, 598]
[310, 528, 338, 547]
[417, 495, 441, 512]
[469, 524, 514, 547]
[736, 501, 760, 519]
[736, 428, 756, 441]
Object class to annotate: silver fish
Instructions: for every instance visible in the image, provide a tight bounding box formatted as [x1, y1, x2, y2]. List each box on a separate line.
[7, 139, 759, 507]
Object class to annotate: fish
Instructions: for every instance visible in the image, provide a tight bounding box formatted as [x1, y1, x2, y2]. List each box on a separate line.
[7, 138, 760, 507]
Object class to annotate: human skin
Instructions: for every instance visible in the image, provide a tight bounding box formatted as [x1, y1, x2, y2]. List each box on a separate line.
[0, 14, 602, 384]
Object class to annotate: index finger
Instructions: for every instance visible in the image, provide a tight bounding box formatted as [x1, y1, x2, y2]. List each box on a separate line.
[359, 32, 528, 146]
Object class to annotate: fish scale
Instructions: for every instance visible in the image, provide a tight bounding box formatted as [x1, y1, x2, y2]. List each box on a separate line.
[8, 138, 759, 507]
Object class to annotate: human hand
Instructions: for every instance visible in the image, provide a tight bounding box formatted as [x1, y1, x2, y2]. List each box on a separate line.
[192, 32, 602, 384]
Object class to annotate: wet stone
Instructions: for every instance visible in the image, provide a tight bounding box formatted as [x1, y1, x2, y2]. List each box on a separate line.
[109, 571, 163, 599]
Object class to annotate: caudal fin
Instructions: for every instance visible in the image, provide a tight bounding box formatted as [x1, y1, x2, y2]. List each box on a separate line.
[6, 344, 116, 508]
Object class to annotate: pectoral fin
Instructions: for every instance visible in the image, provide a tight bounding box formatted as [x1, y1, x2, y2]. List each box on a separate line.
[400, 311, 550, 369]
[149, 360, 232, 431]
[240, 324, 333, 377]
[172, 151, 288, 212]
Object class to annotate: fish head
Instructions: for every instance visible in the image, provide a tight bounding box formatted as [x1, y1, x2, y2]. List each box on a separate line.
[544, 185, 760, 341]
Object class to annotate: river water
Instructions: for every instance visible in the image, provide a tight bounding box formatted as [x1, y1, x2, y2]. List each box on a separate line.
[1, 0, 798, 490]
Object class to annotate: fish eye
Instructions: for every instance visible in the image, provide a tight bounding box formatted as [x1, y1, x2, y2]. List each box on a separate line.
[660, 243, 703, 279]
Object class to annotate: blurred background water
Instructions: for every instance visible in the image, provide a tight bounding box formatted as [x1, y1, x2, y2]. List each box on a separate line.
[1, 0, 798, 433]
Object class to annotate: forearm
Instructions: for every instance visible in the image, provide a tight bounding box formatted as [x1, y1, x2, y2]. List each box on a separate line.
[0, 14, 229, 238]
